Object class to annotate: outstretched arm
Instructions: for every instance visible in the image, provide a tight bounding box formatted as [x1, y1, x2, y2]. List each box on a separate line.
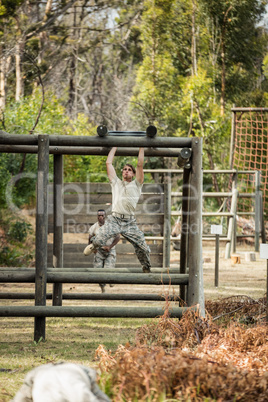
[106, 147, 117, 181]
[136, 148, 144, 184]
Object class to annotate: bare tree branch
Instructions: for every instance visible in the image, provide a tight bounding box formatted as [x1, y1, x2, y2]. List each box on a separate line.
[25, 0, 78, 40]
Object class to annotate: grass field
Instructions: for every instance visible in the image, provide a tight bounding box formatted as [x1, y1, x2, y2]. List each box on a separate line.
[0, 243, 267, 401]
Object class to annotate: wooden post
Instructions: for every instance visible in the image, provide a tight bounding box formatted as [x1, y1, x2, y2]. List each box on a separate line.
[267, 260, 268, 325]
[225, 173, 238, 259]
[260, 194, 266, 243]
[229, 107, 236, 169]
[259, 244, 268, 325]
[180, 168, 190, 302]
[215, 234, 219, 287]
[231, 172, 238, 255]
[34, 135, 49, 342]
[255, 171, 261, 252]
[163, 174, 171, 268]
[187, 138, 205, 316]
[52, 154, 63, 306]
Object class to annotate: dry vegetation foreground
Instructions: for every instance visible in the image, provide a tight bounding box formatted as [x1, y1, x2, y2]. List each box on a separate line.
[0, 243, 267, 401]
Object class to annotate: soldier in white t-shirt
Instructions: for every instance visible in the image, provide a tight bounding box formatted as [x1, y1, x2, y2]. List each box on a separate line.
[87, 209, 120, 293]
[86, 148, 151, 273]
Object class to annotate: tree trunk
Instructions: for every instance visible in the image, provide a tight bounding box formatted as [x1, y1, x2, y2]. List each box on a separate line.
[68, 4, 79, 118]
[191, 0, 197, 76]
[220, 31, 226, 116]
[220, 6, 232, 117]
[15, 16, 25, 101]
[38, 0, 53, 65]
[15, 42, 22, 101]
[0, 46, 5, 114]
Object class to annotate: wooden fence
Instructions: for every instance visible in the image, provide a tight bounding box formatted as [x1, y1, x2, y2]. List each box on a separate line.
[47, 182, 168, 268]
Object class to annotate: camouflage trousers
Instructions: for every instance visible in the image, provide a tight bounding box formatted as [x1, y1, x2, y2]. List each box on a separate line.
[93, 251, 116, 269]
[92, 215, 151, 271]
[92, 241, 116, 290]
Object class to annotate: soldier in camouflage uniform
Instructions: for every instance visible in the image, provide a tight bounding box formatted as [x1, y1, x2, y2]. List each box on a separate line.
[87, 147, 151, 273]
[87, 209, 120, 293]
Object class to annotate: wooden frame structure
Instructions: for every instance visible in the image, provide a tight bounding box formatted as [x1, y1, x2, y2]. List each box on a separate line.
[0, 131, 204, 341]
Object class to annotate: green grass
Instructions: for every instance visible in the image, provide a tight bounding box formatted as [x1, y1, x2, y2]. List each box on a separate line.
[0, 316, 152, 401]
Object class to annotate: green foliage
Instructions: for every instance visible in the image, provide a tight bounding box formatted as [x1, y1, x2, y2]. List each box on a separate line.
[131, 0, 184, 133]
[64, 155, 108, 183]
[0, 152, 38, 208]
[0, 0, 267, 205]
[8, 220, 32, 242]
[199, 0, 268, 104]
[0, 92, 103, 207]
[0, 0, 24, 19]
[3, 88, 69, 135]
[263, 53, 268, 81]
[0, 210, 34, 266]
[0, 246, 21, 266]
[63, 115, 106, 182]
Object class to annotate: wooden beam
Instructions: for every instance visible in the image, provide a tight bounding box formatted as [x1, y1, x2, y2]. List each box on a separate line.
[0, 131, 192, 148]
[0, 145, 183, 157]
[0, 293, 182, 301]
[0, 305, 194, 318]
[0, 272, 189, 285]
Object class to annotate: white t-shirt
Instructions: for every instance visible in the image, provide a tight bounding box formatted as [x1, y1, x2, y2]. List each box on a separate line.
[111, 176, 142, 215]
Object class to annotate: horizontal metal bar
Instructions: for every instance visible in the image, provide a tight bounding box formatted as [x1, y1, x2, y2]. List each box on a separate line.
[203, 192, 232, 197]
[144, 169, 184, 173]
[0, 293, 181, 301]
[237, 212, 255, 216]
[0, 131, 192, 148]
[232, 107, 268, 112]
[171, 192, 256, 198]
[0, 305, 193, 318]
[202, 237, 229, 242]
[202, 212, 233, 216]
[236, 234, 256, 238]
[202, 234, 260, 241]
[170, 211, 233, 217]
[0, 145, 182, 157]
[108, 131, 146, 136]
[144, 169, 260, 174]
[170, 211, 255, 217]
[0, 272, 189, 285]
[0, 267, 180, 273]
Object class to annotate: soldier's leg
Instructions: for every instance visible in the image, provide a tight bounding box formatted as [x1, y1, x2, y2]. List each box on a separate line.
[103, 253, 116, 269]
[93, 253, 106, 292]
[104, 253, 116, 287]
[121, 219, 151, 272]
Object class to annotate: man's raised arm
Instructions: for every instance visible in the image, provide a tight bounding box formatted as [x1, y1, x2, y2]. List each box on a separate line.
[106, 147, 117, 181]
[136, 148, 144, 184]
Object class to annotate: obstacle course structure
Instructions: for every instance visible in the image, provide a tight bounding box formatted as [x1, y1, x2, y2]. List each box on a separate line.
[0, 130, 204, 341]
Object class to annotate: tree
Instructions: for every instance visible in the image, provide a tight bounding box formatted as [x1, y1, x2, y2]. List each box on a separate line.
[0, 0, 24, 113]
[131, 0, 189, 135]
[199, 0, 268, 114]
